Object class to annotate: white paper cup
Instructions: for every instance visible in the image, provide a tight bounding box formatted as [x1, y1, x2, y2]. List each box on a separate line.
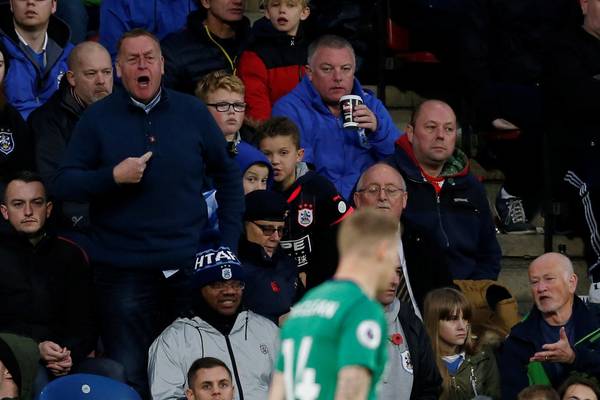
[339, 95, 363, 129]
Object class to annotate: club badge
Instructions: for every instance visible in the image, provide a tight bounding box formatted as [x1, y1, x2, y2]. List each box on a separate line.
[0, 130, 14, 155]
[297, 203, 314, 227]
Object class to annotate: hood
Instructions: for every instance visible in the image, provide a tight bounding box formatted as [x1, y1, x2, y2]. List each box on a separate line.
[395, 134, 470, 179]
[0, 333, 39, 400]
[235, 141, 273, 179]
[0, 4, 71, 48]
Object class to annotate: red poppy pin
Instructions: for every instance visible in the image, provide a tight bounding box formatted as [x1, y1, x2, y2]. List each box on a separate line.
[389, 333, 403, 346]
[271, 281, 281, 293]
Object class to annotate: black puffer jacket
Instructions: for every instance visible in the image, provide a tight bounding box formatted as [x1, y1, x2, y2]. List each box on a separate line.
[0, 99, 33, 183]
[161, 9, 250, 94]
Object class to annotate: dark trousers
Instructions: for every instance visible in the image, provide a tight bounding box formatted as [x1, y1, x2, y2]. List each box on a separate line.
[94, 266, 195, 399]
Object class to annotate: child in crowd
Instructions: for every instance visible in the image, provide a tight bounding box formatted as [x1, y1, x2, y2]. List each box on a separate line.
[237, 0, 310, 122]
[424, 287, 501, 400]
[518, 385, 559, 400]
[195, 70, 255, 152]
[257, 117, 352, 289]
[236, 141, 272, 194]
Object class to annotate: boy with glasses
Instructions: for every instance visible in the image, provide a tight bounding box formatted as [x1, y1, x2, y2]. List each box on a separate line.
[148, 245, 279, 400]
[257, 116, 353, 289]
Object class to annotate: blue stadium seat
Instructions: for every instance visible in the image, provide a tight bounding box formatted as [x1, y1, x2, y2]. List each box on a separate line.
[38, 373, 141, 400]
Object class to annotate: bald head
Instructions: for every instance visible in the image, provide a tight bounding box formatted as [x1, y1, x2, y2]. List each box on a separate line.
[528, 252, 577, 323]
[354, 163, 407, 219]
[66, 41, 113, 106]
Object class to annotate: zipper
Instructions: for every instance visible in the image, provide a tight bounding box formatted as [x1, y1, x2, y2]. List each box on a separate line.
[436, 194, 450, 247]
[225, 336, 244, 400]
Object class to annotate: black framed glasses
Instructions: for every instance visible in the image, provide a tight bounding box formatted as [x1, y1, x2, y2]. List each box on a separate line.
[356, 184, 406, 198]
[251, 221, 286, 236]
[207, 280, 245, 290]
[206, 102, 247, 112]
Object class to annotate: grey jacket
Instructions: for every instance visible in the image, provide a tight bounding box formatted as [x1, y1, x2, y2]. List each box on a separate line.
[148, 311, 279, 400]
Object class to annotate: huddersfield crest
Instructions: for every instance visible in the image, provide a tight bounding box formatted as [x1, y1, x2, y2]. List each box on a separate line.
[0, 130, 14, 155]
[297, 204, 313, 227]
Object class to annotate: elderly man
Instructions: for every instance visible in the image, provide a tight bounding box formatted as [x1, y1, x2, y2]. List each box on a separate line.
[29, 41, 113, 230]
[162, 0, 250, 94]
[499, 253, 600, 399]
[354, 163, 451, 315]
[53, 29, 244, 396]
[148, 246, 278, 400]
[272, 34, 401, 199]
[0, 0, 73, 119]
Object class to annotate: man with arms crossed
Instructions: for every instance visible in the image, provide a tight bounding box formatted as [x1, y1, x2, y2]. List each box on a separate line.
[268, 208, 398, 400]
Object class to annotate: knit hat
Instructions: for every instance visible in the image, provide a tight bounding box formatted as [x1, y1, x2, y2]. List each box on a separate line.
[192, 246, 244, 288]
[244, 190, 287, 222]
[0, 333, 40, 400]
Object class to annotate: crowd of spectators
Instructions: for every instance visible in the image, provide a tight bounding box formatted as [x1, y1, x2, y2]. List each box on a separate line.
[1, 0, 600, 400]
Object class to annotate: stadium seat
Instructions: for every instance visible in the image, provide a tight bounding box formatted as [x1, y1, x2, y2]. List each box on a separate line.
[38, 373, 141, 400]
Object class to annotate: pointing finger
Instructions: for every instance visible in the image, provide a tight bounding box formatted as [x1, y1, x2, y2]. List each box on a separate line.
[140, 151, 153, 163]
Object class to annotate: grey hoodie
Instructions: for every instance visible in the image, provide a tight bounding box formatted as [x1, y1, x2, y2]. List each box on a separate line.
[148, 311, 279, 400]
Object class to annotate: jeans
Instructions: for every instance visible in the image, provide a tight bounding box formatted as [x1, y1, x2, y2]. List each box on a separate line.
[94, 265, 195, 399]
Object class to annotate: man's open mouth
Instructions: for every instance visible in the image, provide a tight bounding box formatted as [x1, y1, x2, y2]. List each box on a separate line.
[137, 76, 150, 87]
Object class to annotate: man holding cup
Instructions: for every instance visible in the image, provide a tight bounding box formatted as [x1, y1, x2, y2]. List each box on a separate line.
[272, 35, 402, 199]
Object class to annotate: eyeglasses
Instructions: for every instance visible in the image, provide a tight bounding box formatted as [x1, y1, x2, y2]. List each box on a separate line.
[356, 184, 406, 198]
[251, 221, 286, 236]
[207, 280, 245, 290]
[206, 102, 247, 112]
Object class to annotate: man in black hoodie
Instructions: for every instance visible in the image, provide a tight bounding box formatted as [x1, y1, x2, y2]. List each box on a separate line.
[161, 0, 251, 94]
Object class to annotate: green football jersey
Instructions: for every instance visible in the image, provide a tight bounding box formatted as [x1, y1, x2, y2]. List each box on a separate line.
[276, 280, 388, 400]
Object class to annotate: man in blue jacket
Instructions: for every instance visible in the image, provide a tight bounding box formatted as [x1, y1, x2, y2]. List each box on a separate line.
[272, 34, 401, 199]
[0, 0, 73, 119]
[53, 28, 244, 398]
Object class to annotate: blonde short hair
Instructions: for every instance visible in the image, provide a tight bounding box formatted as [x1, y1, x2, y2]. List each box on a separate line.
[195, 70, 245, 101]
[337, 208, 398, 258]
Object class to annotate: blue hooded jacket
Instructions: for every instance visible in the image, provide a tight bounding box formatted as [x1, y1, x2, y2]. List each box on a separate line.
[0, 5, 73, 120]
[272, 76, 401, 199]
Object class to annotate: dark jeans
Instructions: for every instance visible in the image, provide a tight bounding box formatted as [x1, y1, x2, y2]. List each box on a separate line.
[94, 266, 195, 399]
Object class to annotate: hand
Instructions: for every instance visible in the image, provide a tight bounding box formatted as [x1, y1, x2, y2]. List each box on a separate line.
[353, 104, 378, 132]
[113, 151, 153, 184]
[46, 355, 73, 376]
[38, 341, 70, 363]
[492, 118, 519, 130]
[529, 327, 576, 364]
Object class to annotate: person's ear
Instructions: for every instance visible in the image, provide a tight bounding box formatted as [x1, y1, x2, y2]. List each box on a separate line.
[66, 70, 76, 87]
[300, 6, 310, 21]
[405, 124, 414, 143]
[46, 201, 53, 219]
[0, 204, 8, 221]
[296, 148, 304, 162]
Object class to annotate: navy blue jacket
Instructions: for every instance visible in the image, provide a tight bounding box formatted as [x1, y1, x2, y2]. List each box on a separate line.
[386, 135, 501, 280]
[239, 239, 298, 324]
[498, 297, 600, 399]
[53, 87, 244, 269]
